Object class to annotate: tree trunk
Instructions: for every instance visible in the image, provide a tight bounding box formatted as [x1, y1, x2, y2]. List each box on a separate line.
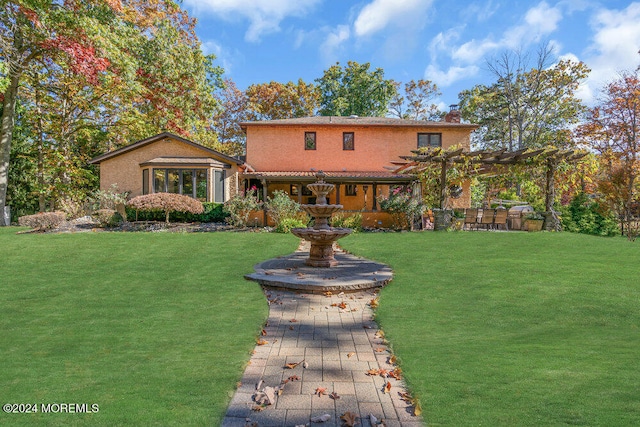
[0, 73, 21, 225]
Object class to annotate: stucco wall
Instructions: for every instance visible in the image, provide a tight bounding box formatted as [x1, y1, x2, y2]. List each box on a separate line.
[245, 124, 471, 172]
[98, 137, 239, 201]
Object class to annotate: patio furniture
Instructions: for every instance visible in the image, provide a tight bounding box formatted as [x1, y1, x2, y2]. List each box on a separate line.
[493, 208, 508, 230]
[480, 209, 495, 229]
[464, 208, 479, 230]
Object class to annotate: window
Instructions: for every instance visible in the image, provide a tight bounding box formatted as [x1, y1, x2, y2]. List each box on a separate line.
[345, 184, 357, 196]
[418, 133, 442, 148]
[305, 132, 316, 150]
[142, 170, 149, 195]
[343, 132, 354, 150]
[152, 168, 209, 201]
[213, 170, 225, 203]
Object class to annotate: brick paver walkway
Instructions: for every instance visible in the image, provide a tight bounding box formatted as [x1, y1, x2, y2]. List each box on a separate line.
[222, 288, 424, 427]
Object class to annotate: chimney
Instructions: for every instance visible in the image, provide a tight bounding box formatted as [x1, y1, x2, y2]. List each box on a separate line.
[444, 104, 461, 123]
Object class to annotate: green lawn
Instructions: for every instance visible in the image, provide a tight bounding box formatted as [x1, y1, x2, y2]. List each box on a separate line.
[1, 229, 638, 426]
[0, 228, 298, 426]
[340, 232, 640, 426]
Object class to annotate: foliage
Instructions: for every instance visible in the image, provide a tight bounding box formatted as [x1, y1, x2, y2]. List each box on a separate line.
[91, 184, 130, 210]
[275, 217, 308, 233]
[223, 188, 261, 227]
[315, 61, 396, 117]
[17, 210, 65, 230]
[459, 43, 589, 151]
[560, 192, 619, 237]
[127, 193, 204, 224]
[378, 186, 424, 230]
[246, 79, 320, 120]
[576, 69, 640, 240]
[523, 211, 544, 221]
[330, 212, 363, 231]
[125, 202, 226, 223]
[211, 78, 249, 156]
[93, 208, 123, 228]
[388, 79, 442, 121]
[264, 190, 305, 232]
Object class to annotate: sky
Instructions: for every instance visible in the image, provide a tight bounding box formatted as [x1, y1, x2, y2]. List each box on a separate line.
[182, 0, 640, 109]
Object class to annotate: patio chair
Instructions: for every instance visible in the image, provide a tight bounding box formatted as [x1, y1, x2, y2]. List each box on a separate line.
[464, 208, 479, 230]
[493, 208, 508, 230]
[480, 209, 495, 229]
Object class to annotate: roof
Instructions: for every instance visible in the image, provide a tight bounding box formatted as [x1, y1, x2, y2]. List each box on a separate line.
[89, 132, 244, 165]
[240, 116, 479, 130]
[139, 157, 230, 168]
[241, 170, 415, 183]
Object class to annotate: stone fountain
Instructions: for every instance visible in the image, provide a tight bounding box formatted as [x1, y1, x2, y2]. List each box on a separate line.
[291, 172, 352, 267]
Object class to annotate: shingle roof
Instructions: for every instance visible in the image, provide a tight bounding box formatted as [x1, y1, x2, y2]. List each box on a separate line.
[89, 132, 244, 165]
[240, 116, 478, 129]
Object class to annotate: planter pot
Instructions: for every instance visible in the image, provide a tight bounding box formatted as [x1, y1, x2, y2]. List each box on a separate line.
[524, 219, 544, 232]
[452, 218, 464, 230]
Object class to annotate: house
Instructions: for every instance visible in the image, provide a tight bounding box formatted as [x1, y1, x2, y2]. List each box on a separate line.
[240, 113, 477, 227]
[89, 132, 244, 203]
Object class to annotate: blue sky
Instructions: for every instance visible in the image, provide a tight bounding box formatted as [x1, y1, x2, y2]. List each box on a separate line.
[182, 0, 640, 109]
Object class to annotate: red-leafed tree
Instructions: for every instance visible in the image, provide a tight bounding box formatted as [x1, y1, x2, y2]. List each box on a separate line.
[577, 69, 640, 240]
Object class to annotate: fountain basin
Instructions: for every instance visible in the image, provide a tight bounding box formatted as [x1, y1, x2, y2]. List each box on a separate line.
[301, 204, 344, 215]
[291, 227, 353, 267]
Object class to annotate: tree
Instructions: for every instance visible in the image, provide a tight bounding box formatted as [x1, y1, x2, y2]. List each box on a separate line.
[315, 61, 397, 117]
[577, 69, 640, 240]
[212, 78, 249, 156]
[388, 79, 442, 121]
[459, 43, 589, 151]
[246, 79, 319, 120]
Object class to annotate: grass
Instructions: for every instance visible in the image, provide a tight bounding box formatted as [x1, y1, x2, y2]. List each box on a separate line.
[339, 231, 640, 426]
[1, 228, 638, 426]
[0, 227, 298, 426]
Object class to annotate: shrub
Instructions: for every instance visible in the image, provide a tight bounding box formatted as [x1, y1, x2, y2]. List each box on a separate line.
[561, 192, 619, 237]
[275, 217, 308, 233]
[125, 202, 226, 223]
[127, 193, 204, 224]
[378, 187, 424, 230]
[94, 209, 123, 227]
[224, 189, 261, 227]
[18, 211, 66, 231]
[265, 190, 305, 232]
[91, 184, 130, 210]
[330, 212, 363, 231]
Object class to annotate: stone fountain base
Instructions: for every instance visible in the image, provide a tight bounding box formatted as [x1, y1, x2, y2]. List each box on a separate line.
[291, 227, 352, 267]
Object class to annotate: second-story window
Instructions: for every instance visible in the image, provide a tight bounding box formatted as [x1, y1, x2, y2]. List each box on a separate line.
[305, 132, 316, 150]
[343, 132, 354, 150]
[418, 133, 442, 148]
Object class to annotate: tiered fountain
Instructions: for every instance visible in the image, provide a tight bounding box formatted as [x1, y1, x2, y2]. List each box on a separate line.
[291, 172, 352, 267]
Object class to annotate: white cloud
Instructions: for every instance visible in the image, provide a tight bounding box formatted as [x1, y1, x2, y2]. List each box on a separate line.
[319, 25, 351, 64]
[183, 0, 320, 42]
[353, 0, 433, 37]
[424, 64, 479, 87]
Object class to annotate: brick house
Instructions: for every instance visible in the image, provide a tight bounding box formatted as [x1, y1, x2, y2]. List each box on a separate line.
[240, 113, 477, 227]
[89, 132, 244, 203]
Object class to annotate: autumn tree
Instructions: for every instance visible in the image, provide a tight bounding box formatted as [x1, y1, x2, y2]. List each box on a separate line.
[459, 43, 589, 151]
[577, 69, 640, 240]
[211, 78, 249, 156]
[246, 79, 319, 120]
[388, 79, 442, 121]
[315, 61, 397, 117]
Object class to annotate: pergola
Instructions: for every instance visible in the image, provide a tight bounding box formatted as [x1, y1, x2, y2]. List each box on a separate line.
[393, 147, 587, 228]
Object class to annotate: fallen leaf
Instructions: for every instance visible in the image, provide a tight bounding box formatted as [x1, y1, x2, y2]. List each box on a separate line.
[256, 339, 268, 346]
[289, 325, 295, 330]
[399, 392, 413, 403]
[374, 347, 385, 353]
[375, 330, 385, 339]
[414, 400, 423, 416]
[236, 381, 242, 388]
[340, 411, 358, 426]
[338, 301, 348, 309]
[323, 291, 333, 297]
[284, 361, 300, 369]
[251, 405, 266, 412]
[329, 391, 340, 400]
[347, 352, 356, 359]
[388, 355, 397, 365]
[366, 369, 380, 376]
[388, 368, 402, 380]
[383, 381, 391, 394]
[378, 369, 388, 378]
[290, 318, 298, 323]
[315, 387, 327, 397]
[310, 413, 332, 423]
[261, 329, 267, 336]
[369, 297, 379, 308]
